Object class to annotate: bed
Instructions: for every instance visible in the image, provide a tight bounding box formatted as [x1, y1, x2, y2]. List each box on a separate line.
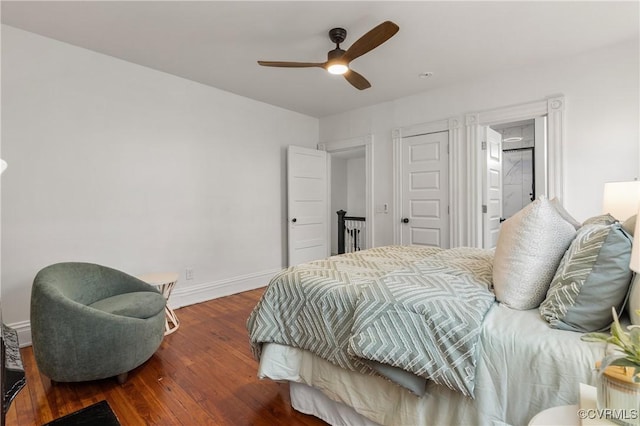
[247, 198, 635, 426]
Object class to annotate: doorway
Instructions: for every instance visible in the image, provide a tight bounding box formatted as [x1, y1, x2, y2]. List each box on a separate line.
[502, 148, 534, 217]
[329, 147, 366, 255]
[491, 119, 537, 220]
[318, 135, 374, 256]
[473, 113, 551, 248]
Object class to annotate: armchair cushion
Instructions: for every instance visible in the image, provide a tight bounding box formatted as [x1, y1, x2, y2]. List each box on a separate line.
[89, 292, 166, 319]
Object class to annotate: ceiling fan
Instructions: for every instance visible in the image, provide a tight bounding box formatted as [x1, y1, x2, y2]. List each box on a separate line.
[257, 21, 399, 90]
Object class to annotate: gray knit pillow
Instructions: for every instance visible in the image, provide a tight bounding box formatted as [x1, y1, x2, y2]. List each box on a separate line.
[583, 213, 617, 226]
[493, 197, 577, 310]
[539, 223, 633, 332]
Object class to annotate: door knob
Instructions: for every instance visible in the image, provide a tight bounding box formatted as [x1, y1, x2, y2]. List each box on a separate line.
[499, 217, 506, 223]
[292, 218, 297, 223]
[402, 218, 409, 224]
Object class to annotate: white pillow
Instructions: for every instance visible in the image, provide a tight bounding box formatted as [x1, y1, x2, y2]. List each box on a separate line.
[493, 197, 577, 310]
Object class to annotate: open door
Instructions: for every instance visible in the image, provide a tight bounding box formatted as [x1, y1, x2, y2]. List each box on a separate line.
[482, 127, 503, 249]
[287, 146, 328, 266]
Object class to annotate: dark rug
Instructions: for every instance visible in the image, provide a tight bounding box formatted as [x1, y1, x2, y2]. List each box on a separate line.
[43, 400, 120, 426]
[3, 324, 26, 413]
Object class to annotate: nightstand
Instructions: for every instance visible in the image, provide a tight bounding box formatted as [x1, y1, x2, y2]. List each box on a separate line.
[139, 272, 180, 336]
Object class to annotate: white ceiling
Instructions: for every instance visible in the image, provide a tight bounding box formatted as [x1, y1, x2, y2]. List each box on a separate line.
[2, 1, 638, 118]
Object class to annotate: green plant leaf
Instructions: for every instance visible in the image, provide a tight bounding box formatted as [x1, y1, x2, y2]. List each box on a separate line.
[582, 332, 614, 343]
[630, 328, 640, 358]
[583, 308, 640, 369]
[610, 358, 640, 368]
[611, 307, 633, 349]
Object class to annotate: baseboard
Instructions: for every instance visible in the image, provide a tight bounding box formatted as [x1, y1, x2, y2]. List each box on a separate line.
[10, 267, 281, 348]
[9, 320, 31, 349]
[168, 268, 280, 309]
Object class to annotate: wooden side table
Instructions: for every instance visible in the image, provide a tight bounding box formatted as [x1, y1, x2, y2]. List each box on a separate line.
[138, 272, 180, 336]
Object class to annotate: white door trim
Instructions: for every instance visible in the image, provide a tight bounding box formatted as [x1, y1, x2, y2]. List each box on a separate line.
[392, 117, 464, 247]
[318, 135, 374, 250]
[465, 95, 565, 247]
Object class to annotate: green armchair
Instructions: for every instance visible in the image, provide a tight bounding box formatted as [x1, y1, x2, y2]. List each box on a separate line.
[30, 262, 166, 383]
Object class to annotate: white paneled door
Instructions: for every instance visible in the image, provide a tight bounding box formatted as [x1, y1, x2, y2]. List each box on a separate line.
[401, 132, 449, 248]
[287, 146, 328, 266]
[482, 127, 503, 249]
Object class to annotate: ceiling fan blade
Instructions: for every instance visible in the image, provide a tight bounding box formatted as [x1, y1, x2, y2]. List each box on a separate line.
[258, 60, 325, 68]
[342, 21, 399, 63]
[344, 69, 371, 90]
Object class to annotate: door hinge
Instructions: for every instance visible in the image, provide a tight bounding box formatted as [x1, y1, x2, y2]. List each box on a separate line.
[482, 205, 487, 214]
[447, 143, 450, 154]
[447, 205, 450, 214]
[481, 141, 487, 150]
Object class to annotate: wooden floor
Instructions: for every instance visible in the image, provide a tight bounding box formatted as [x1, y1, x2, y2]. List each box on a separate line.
[6, 288, 329, 425]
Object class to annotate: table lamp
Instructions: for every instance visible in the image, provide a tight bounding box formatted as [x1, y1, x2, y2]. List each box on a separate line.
[628, 206, 640, 324]
[603, 181, 640, 221]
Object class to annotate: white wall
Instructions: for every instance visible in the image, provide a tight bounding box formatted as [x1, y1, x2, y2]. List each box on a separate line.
[320, 38, 640, 246]
[347, 157, 366, 217]
[0, 26, 318, 338]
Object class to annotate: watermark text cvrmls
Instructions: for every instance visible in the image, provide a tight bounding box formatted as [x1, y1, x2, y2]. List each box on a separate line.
[578, 408, 639, 421]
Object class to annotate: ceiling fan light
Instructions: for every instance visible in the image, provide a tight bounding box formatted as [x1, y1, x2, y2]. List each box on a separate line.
[327, 63, 348, 75]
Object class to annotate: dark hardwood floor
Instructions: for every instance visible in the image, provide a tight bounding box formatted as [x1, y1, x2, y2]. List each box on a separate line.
[6, 288, 328, 425]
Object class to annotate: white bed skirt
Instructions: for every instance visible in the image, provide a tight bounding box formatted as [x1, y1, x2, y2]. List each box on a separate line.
[258, 343, 450, 426]
[290, 382, 380, 426]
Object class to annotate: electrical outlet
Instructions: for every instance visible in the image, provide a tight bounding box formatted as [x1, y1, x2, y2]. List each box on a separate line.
[185, 268, 194, 280]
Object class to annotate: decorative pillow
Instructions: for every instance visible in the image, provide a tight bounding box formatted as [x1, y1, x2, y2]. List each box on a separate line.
[550, 197, 581, 230]
[493, 197, 576, 310]
[539, 223, 633, 332]
[583, 213, 617, 226]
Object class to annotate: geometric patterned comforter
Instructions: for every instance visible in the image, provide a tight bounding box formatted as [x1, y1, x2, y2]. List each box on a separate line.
[246, 245, 495, 397]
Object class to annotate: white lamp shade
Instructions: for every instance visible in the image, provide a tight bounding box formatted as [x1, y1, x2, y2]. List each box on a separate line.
[603, 181, 640, 222]
[631, 207, 640, 273]
[628, 208, 640, 324]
